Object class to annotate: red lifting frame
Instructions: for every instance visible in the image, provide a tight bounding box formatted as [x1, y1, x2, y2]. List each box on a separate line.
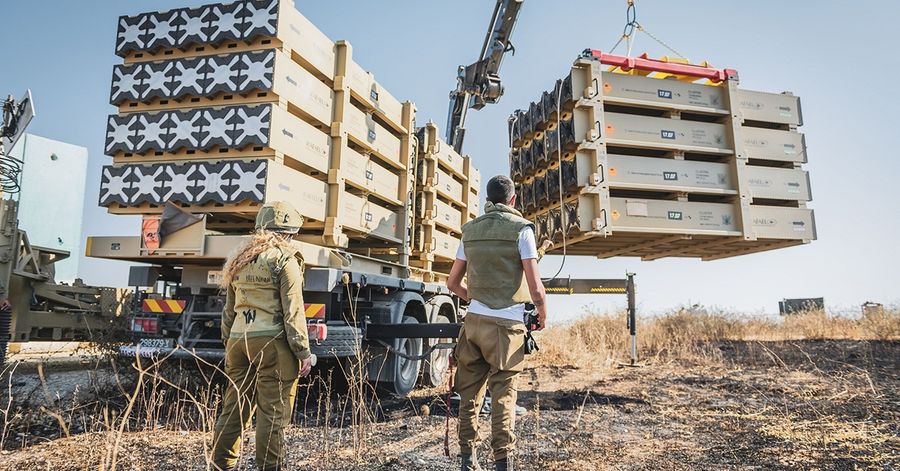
[584, 49, 739, 83]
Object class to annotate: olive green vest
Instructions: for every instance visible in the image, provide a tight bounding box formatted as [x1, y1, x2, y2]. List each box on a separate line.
[229, 246, 302, 339]
[462, 202, 534, 310]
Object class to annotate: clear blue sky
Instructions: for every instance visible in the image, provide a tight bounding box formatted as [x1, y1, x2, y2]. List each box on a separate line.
[2, 1, 898, 318]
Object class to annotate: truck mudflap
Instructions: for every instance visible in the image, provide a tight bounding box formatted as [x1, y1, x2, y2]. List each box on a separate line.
[311, 324, 363, 359]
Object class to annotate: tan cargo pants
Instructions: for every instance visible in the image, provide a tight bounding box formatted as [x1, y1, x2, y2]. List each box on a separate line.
[212, 335, 299, 470]
[455, 313, 527, 460]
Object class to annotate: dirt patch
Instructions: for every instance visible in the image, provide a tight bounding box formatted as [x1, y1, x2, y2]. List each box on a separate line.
[0, 339, 896, 470]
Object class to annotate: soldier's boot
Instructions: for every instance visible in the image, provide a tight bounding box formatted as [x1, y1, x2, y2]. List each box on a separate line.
[461, 452, 484, 471]
[495, 457, 514, 471]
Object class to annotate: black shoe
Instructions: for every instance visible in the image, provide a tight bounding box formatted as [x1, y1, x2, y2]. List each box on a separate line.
[495, 457, 514, 471]
[461, 453, 484, 471]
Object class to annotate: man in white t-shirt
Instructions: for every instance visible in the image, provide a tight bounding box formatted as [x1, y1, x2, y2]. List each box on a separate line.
[447, 175, 549, 471]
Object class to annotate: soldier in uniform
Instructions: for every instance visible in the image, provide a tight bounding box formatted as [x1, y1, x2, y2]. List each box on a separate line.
[447, 175, 549, 471]
[212, 201, 313, 471]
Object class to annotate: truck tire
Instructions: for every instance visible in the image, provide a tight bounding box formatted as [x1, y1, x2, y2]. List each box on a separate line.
[423, 315, 452, 387]
[387, 315, 422, 397]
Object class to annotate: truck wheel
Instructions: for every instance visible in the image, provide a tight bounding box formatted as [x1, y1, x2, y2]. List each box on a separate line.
[423, 315, 451, 387]
[388, 315, 422, 397]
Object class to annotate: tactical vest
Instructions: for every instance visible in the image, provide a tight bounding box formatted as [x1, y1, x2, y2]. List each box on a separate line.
[229, 246, 301, 339]
[461, 202, 534, 310]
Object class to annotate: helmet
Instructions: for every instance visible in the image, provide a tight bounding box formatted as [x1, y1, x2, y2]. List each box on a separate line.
[255, 201, 304, 234]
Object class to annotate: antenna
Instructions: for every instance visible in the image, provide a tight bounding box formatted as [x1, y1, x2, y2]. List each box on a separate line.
[0, 90, 36, 194]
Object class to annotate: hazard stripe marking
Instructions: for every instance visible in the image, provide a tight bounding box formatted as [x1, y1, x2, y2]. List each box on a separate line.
[142, 299, 186, 313]
[304, 303, 326, 318]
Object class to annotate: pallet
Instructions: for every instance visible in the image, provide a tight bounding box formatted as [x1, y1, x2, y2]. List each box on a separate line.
[99, 158, 328, 222]
[111, 49, 334, 129]
[105, 103, 332, 173]
[408, 266, 450, 284]
[529, 192, 815, 245]
[548, 231, 806, 261]
[116, 0, 337, 82]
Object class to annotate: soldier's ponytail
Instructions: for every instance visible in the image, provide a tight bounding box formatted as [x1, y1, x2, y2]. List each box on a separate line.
[220, 230, 292, 288]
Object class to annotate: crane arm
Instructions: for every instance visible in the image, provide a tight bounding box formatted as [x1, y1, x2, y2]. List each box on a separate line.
[446, 0, 524, 154]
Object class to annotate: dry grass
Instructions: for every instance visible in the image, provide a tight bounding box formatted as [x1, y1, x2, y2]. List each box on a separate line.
[1, 307, 898, 470]
[534, 306, 900, 368]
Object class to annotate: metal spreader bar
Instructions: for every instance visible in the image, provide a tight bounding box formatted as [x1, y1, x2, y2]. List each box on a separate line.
[543, 274, 639, 366]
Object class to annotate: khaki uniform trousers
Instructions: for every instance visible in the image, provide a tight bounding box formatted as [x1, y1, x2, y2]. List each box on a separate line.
[212, 335, 299, 470]
[455, 313, 527, 460]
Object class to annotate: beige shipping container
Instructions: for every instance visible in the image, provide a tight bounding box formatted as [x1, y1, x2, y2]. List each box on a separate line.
[607, 154, 735, 194]
[606, 154, 811, 201]
[465, 156, 482, 193]
[604, 112, 731, 153]
[112, 49, 335, 130]
[338, 192, 401, 242]
[431, 165, 466, 203]
[737, 90, 802, 126]
[610, 198, 741, 235]
[601, 73, 802, 126]
[418, 123, 467, 178]
[340, 145, 402, 204]
[558, 196, 815, 241]
[117, 0, 337, 81]
[272, 0, 337, 79]
[99, 158, 328, 222]
[105, 104, 332, 173]
[746, 166, 811, 201]
[343, 104, 403, 168]
[750, 206, 816, 240]
[430, 198, 463, 233]
[265, 162, 329, 222]
[602, 72, 728, 112]
[342, 57, 406, 132]
[426, 225, 460, 261]
[270, 49, 335, 127]
[742, 127, 807, 163]
[511, 56, 814, 260]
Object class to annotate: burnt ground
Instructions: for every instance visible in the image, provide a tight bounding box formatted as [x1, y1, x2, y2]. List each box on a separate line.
[0, 340, 897, 471]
